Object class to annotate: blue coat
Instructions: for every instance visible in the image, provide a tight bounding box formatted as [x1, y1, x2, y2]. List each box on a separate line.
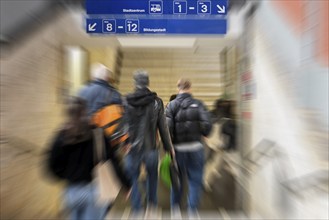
[78, 79, 122, 117]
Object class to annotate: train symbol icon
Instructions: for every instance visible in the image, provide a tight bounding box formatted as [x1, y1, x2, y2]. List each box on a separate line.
[149, 1, 163, 14]
[151, 4, 161, 12]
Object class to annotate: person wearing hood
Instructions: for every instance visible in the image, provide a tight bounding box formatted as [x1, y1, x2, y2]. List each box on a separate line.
[124, 70, 175, 215]
[165, 78, 212, 217]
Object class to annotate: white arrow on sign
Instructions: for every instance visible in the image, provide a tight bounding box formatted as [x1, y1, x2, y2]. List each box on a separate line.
[88, 23, 97, 31]
[217, 5, 225, 13]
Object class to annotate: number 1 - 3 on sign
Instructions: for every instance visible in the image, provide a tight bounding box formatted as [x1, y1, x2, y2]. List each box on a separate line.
[197, 1, 211, 14]
[173, 1, 187, 14]
[103, 19, 116, 33]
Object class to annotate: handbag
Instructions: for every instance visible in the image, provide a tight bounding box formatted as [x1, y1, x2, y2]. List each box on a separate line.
[93, 128, 122, 205]
[160, 154, 172, 188]
[160, 153, 181, 191]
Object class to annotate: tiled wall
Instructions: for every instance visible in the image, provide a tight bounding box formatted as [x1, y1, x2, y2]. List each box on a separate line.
[0, 11, 73, 219]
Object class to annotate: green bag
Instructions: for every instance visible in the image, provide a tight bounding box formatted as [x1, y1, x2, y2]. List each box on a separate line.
[160, 154, 172, 188]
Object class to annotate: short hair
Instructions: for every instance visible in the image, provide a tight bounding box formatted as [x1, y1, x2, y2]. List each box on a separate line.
[177, 78, 191, 90]
[169, 94, 177, 101]
[90, 63, 112, 81]
[133, 69, 149, 88]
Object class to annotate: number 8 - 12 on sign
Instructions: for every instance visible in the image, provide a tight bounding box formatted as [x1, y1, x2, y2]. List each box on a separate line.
[125, 19, 139, 33]
[103, 19, 116, 33]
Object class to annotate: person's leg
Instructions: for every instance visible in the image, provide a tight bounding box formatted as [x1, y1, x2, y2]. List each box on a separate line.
[186, 148, 205, 214]
[124, 152, 142, 212]
[170, 151, 185, 208]
[82, 184, 108, 220]
[144, 149, 159, 207]
[64, 184, 88, 220]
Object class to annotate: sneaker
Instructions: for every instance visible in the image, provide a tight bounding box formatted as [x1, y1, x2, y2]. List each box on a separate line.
[171, 206, 182, 220]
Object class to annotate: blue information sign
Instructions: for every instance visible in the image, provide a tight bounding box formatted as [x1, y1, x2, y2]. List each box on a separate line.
[86, 0, 227, 15]
[86, 18, 226, 34]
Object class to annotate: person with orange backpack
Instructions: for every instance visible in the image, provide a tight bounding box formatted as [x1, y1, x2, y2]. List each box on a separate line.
[78, 63, 131, 212]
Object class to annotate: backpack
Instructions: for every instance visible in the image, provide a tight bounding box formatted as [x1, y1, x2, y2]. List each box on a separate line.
[92, 104, 129, 148]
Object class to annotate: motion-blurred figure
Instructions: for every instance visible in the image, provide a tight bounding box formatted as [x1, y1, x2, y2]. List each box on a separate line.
[166, 78, 212, 217]
[169, 94, 177, 101]
[204, 99, 225, 160]
[210, 99, 224, 121]
[48, 97, 107, 220]
[209, 99, 237, 151]
[220, 100, 237, 151]
[166, 94, 177, 108]
[78, 63, 122, 116]
[78, 63, 131, 212]
[124, 70, 174, 215]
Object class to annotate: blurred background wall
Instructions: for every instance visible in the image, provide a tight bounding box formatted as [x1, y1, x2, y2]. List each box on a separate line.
[234, 1, 328, 218]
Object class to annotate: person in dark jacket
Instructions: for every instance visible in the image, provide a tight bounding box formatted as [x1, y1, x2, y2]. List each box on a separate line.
[221, 100, 237, 151]
[166, 78, 212, 217]
[48, 97, 107, 220]
[124, 70, 175, 214]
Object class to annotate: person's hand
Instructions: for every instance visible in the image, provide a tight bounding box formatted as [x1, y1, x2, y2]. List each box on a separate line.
[122, 143, 131, 155]
[125, 188, 132, 201]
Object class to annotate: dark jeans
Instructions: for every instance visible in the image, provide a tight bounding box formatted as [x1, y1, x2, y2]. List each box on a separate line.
[124, 149, 159, 211]
[171, 148, 204, 213]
